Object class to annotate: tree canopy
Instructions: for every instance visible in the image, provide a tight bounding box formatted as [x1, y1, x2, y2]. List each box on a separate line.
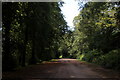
[2, 2, 68, 71]
[67, 2, 120, 70]
[2, 2, 120, 71]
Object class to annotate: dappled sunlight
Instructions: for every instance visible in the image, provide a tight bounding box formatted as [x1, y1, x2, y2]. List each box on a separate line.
[2, 1, 120, 79]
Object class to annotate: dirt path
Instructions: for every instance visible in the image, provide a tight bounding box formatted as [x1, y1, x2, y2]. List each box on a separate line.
[2, 59, 120, 80]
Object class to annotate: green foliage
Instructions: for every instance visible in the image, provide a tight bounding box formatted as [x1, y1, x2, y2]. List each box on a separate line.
[2, 2, 120, 71]
[2, 2, 68, 71]
[82, 50, 101, 62]
[80, 49, 120, 70]
[94, 49, 120, 70]
[77, 54, 84, 60]
[70, 2, 120, 70]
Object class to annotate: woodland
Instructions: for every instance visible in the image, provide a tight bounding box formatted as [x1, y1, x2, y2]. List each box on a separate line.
[2, 2, 120, 72]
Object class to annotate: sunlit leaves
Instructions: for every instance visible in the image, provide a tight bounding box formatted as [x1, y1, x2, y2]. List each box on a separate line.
[70, 2, 120, 59]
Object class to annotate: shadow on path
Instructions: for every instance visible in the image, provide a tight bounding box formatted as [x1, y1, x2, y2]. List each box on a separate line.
[2, 58, 120, 80]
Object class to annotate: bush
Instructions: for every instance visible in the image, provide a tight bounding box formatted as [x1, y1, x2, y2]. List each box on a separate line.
[94, 49, 120, 70]
[78, 54, 85, 60]
[82, 49, 101, 62]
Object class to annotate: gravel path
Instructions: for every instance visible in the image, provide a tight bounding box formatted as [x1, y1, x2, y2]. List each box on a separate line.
[2, 59, 120, 80]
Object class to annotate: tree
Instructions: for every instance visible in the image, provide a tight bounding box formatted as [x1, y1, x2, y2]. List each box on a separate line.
[2, 2, 68, 71]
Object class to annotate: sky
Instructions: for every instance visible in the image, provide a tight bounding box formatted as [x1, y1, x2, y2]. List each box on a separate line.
[60, 0, 80, 30]
[0, 0, 80, 31]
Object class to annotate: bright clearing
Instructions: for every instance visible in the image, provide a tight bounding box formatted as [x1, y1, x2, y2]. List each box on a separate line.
[60, 0, 80, 31]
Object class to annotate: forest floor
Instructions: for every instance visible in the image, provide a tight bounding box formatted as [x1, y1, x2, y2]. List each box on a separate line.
[2, 58, 120, 80]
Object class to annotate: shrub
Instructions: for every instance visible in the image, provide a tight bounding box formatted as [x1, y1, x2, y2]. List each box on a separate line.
[80, 49, 120, 70]
[95, 49, 120, 70]
[82, 49, 101, 62]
